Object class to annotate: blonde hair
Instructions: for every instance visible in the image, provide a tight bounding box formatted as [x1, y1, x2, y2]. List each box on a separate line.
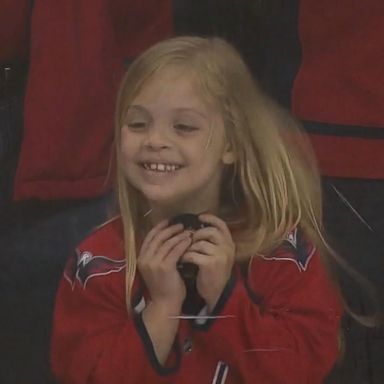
[114, 36, 377, 325]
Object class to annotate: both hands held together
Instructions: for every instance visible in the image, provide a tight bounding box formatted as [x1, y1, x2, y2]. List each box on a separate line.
[137, 214, 236, 315]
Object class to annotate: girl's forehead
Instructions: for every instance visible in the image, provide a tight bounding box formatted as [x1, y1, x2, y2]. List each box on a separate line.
[131, 66, 216, 112]
[138, 66, 197, 94]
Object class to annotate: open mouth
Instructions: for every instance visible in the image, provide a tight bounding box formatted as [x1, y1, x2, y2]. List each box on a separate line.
[140, 163, 183, 173]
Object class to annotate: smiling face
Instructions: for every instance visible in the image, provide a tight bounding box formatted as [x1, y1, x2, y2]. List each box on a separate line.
[120, 66, 234, 218]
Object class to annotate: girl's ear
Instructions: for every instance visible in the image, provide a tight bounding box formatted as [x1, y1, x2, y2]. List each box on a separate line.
[222, 145, 235, 165]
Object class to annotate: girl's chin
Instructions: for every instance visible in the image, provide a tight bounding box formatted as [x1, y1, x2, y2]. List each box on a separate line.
[147, 196, 189, 209]
[143, 192, 199, 212]
[142, 192, 181, 207]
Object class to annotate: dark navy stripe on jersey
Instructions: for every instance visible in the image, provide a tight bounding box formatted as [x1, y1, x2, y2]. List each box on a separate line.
[303, 121, 384, 139]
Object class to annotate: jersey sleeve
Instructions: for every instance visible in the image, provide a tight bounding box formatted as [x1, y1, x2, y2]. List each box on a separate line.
[191, 232, 343, 383]
[50, 251, 180, 384]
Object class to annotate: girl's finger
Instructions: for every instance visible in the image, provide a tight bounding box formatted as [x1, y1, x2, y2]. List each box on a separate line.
[155, 231, 192, 262]
[165, 236, 193, 265]
[141, 222, 184, 257]
[198, 213, 232, 239]
[188, 240, 216, 256]
[181, 251, 209, 267]
[140, 219, 169, 251]
[192, 227, 222, 245]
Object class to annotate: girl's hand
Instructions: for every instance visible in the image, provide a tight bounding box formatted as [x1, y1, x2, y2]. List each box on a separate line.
[137, 220, 192, 313]
[181, 213, 235, 312]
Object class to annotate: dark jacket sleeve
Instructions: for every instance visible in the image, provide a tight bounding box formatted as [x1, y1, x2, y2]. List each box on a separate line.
[0, 0, 31, 62]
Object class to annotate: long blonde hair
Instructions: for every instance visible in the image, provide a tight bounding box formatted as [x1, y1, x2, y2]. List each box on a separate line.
[114, 36, 377, 325]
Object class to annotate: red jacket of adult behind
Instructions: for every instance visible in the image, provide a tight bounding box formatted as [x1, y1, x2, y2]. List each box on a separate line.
[7, 0, 173, 201]
[292, 0, 384, 179]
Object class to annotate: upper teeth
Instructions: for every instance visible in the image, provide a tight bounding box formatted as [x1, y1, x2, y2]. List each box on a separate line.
[143, 163, 181, 172]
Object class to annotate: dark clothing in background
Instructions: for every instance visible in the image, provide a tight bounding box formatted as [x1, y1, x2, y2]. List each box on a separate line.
[0, 0, 31, 62]
[0, 93, 24, 209]
[0, 0, 31, 208]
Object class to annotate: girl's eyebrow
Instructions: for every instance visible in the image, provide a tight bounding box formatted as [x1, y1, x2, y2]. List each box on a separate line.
[174, 107, 208, 119]
[126, 105, 152, 120]
[128, 105, 208, 119]
[127, 105, 147, 113]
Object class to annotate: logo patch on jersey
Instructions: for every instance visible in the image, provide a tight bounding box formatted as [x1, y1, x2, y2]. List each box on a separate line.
[266, 228, 316, 271]
[64, 250, 126, 288]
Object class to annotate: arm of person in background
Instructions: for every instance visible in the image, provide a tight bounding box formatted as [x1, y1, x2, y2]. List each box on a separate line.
[0, 0, 32, 63]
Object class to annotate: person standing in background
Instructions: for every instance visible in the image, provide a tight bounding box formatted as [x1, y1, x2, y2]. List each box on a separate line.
[10, 0, 173, 202]
[287, 1, 384, 382]
[291, 0, 384, 315]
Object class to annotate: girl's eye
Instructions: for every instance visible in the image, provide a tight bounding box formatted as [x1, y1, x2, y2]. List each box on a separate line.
[127, 122, 147, 131]
[174, 124, 198, 132]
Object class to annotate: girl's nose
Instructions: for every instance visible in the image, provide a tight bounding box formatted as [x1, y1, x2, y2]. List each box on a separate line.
[143, 126, 170, 150]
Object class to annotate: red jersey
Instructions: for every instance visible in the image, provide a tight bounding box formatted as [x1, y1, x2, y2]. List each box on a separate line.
[51, 218, 342, 383]
[292, 0, 384, 179]
[11, 0, 173, 201]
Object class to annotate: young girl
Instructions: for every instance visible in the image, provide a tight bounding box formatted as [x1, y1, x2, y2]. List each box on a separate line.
[51, 36, 342, 383]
